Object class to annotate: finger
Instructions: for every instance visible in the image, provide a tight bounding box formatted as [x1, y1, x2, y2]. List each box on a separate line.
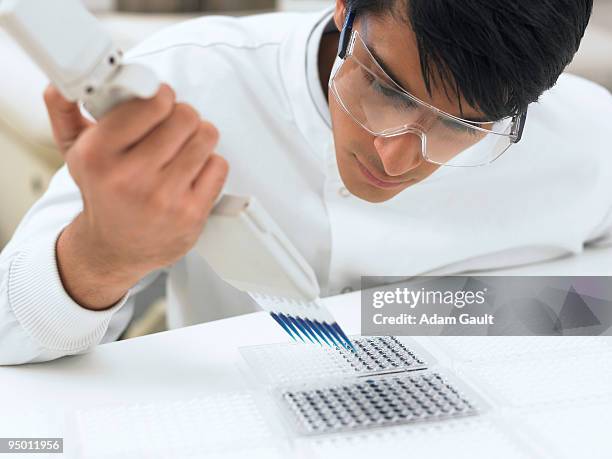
[191, 154, 229, 216]
[92, 83, 176, 154]
[126, 104, 202, 170]
[43, 85, 93, 153]
[161, 123, 220, 190]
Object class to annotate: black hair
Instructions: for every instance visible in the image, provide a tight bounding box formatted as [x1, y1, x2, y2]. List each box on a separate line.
[347, 0, 593, 120]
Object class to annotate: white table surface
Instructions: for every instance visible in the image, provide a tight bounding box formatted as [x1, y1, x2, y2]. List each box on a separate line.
[1, 246, 611, 458]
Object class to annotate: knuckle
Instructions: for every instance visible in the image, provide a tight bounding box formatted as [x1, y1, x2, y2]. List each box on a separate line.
[173, 103, 200, 129]
[107, 170, 137, 195]
[211, 155, 230, 180]
[149, 85, 175, 118]
[182, 131, 213, 164]
[190, 124, 219, 161]
[193, 129, 213, 150]
[159, 83, 176, 101]
[150, 190, 174, 213]
[202, 157, 229, 192]
[43, 85, 74, 117]
[74, 136, 99, 169]
[101, 164, 150, 197]
[43, 85, 56, 106]
[199, 122, 220, 146]
[185, 202, 206, 226]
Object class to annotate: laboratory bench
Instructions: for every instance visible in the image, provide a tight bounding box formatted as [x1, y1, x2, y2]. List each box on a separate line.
[0, 245, 611, 458]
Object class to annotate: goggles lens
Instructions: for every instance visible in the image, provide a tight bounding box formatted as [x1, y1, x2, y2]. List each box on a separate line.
[330, 30, 518, 167]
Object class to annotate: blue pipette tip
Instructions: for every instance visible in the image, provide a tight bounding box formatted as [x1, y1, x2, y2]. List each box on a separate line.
[270, 312, 296, 341]
[332, 322, 356, 351]
[314, 320, 341, 348]
[295, 316, 320, 344]
[306, 318, 331, 346]
[279, 313, 305, 343]
[288, 315, 314, 344]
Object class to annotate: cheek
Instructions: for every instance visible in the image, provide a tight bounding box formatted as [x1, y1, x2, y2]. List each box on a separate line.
[329, 95, 373, 153]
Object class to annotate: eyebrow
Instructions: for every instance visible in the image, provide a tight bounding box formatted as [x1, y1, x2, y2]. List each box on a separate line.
[366, 41, 491, 124]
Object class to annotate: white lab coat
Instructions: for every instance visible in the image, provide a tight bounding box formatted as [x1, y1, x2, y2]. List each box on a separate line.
[1, 8, 612, 364]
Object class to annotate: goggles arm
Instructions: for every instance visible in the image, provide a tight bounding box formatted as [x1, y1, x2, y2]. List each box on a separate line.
[338, 9, 356, 59]
[512, 110, 528, 144]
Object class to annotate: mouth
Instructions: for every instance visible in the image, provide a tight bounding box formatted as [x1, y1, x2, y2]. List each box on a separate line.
[353, 155, 414, 190]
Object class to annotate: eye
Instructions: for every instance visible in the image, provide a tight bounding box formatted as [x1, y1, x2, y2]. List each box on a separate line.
[361, 68, 418, 110]
[439, 117, 482, 137]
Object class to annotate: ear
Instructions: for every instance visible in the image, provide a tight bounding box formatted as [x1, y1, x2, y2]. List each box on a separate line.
[333, 0, 347, 31]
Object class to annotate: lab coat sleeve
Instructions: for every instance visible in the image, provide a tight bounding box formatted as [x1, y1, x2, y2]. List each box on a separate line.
[0, 166, 153, 365]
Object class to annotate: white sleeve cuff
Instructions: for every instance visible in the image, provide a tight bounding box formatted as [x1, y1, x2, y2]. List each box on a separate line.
[6, 230, 130, 353]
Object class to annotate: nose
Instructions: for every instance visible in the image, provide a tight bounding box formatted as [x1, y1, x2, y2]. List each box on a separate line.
[373, 132, 424, 176]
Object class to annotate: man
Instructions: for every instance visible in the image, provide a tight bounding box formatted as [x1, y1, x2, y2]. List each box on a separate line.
[1, 0, 610, 364]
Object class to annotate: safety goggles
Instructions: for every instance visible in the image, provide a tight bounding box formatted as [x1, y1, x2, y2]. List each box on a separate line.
[329, 10, 528, 167]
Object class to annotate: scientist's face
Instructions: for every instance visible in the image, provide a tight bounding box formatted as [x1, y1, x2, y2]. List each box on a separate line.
[328, 10, 488, 203]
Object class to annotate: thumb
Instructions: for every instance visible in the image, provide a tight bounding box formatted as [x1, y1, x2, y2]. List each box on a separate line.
[43, 85, 93, 154]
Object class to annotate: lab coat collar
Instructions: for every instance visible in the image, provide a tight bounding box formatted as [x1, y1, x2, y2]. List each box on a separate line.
[279, 7, 335, 162]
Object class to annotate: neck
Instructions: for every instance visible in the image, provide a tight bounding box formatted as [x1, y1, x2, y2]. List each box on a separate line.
[318, 30, 340, 103]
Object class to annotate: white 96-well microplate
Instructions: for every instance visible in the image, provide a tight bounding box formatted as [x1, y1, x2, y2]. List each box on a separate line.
[278, 371, 480, 435]
[240, 336, 431, 386]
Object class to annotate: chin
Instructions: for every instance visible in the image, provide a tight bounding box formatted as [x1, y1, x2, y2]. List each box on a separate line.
[348, 183, 406, 203]
[337, 167, 407, 203]
[336, 151, 414, 203]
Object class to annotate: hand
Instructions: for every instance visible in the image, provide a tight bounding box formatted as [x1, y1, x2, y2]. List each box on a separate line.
[44, 84, 228, 310]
